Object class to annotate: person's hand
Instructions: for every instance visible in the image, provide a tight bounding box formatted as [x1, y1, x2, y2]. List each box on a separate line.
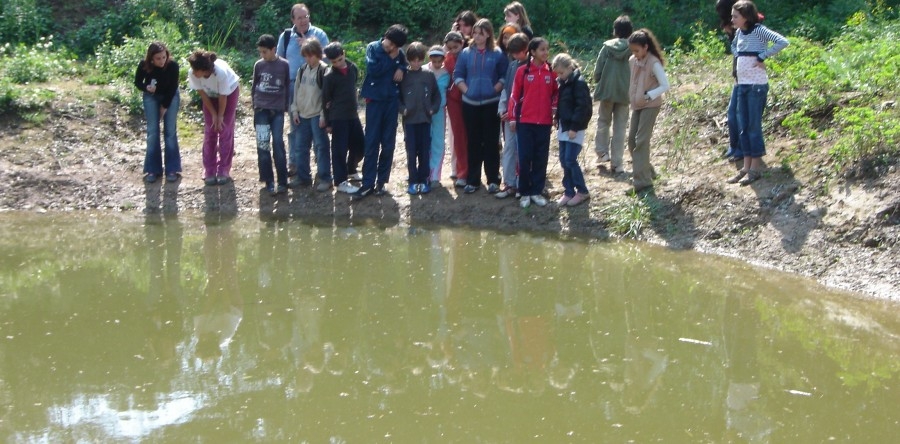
[754, 60, 765, 69]
[146, 84, 157, 94]
[326, 126, 332, 134]
[292, 114, 300, 125]
[509, 121, 517, 132]
[213, 115, 224, 132]
[567, 130, 576, 139]
[499, 111, 508, 122]
[318, 119, 326, 129]
[393, 68, 404, 83]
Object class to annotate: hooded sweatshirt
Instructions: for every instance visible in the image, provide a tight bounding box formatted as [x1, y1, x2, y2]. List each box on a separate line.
[592, 37, 631, 103]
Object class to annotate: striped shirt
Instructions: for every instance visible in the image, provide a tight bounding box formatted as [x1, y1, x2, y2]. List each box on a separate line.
[732, 24, 789, 85]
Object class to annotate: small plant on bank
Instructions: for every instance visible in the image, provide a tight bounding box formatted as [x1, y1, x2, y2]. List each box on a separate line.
[601, 196, 653, 239]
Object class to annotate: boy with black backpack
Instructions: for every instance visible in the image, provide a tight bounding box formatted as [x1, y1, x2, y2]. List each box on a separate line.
[289, 38, 332, 191]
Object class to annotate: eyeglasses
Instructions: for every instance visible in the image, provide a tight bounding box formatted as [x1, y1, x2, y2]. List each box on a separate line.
[295, 15, 310, 19]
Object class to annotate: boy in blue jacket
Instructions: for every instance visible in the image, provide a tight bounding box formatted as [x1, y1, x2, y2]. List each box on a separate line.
[353, 24, 409, 199]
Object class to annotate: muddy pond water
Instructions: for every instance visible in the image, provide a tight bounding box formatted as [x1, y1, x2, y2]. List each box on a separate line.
[0, 213, 897, 442]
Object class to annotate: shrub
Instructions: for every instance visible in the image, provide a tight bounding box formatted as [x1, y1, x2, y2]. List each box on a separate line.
[0, 36, 79, 84]
[0, 0, 51, 45]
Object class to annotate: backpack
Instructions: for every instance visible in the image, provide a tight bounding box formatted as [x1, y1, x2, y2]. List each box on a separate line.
[278, 28, 292, 58]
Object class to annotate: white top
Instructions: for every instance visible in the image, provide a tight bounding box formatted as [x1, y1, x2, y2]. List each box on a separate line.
[188, 59, 240, 98]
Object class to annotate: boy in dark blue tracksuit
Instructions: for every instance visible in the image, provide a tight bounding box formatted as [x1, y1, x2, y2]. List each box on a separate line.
[353, 24, 409, 199]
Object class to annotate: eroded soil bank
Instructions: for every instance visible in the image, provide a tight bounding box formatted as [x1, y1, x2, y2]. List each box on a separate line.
[1, 84, 897, 300]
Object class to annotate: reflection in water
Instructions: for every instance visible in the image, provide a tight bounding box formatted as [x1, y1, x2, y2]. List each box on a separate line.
[0, 214, 898, 441]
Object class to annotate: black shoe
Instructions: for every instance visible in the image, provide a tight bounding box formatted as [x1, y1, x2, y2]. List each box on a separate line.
[374, 183, 388, 196]
[463, 184, 479, 194]
[352, 185, 374, 199]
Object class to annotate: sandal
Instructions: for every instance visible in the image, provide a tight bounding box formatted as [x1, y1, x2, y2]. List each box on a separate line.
[726, 169, 747, 184]
[739, 169, 761, 186]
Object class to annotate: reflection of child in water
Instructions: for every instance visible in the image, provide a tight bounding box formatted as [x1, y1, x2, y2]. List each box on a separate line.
[194, 223, 243, 360]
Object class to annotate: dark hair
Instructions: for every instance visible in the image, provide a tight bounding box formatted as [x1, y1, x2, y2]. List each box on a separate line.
[716, 0, 738, 29]
[323, 41, 344, 60]
[472, 18, 495, 50]
[628, 29, 666, 66]
[506, 32, 529, 54]
[455, 10, 477, 28]
[732, 0, 760, 29]
[444, 31, 464, 45]
[143, 42, 170, 73]
[384, 24, 409, 47]
[406, 41, 427, 61]
[613, 15, 633, 39]
[300, 37, 323, 57]
[256, 34, 276, 49]
[188, 50, 217, 72]
[527, 37, 548, 57]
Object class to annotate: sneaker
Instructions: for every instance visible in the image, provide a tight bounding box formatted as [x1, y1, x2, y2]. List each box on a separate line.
[144, 173, 158, 183]
[520, 196, 531, 208]
[316, 181, 332, 192]
[598, 153, 611, 163]
[407, 184, 419, 195]
[454, 178, 467, 188]
[349, 172, 363, 181]
[611, 165, 626, 175]
[216, 176, 231, 185]
[352, 185, 374, 199]
[463, 184, 479, 194]
[558, 194, 572, 206]
[275, 185, 288, 194]
[567, 192, 589, 206]
[531, 195, 548, 207]
[487, 183, 500, 194]
[419, 183, 431, 194]
[289, 176, 312, 188]
[495, 186, 516, 199]
[336, 181, 359, 194]
[374, 183, 388, 196]
[204, 177, 217, 186]
[165, 173, 179, 183]
[265, 182, 276, 196]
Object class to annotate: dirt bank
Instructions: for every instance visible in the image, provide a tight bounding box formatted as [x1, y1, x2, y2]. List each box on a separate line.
[1, 82, 897, 300]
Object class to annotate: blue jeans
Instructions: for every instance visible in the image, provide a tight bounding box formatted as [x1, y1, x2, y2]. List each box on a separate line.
[143, 91, 181, 175]
[362, 99, 400, 188]
[735, 83, 768, 158]
[726, 85, 741, 157]
[559, 140, 587, 196]
[254, 109, 288, 186]
[291, 115, 332, 182]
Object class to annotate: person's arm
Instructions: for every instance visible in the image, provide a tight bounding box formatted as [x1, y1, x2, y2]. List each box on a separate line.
[592, 47, 607, 83]
[507, 67, 523, 130]
[133, 62, 148, 92]
[196, 89, 216, 128]
[429, 75, 441, 115]
[758, 25, 789, 62]
[646, 62, 670, 100]
[493, 52, 508, 93]
[250, 63, 260, 108]
[290, 68, 302, 123]
[159, 61, 180, 115]
[453, 50, 468, 94]
[366, 42, 398, 78]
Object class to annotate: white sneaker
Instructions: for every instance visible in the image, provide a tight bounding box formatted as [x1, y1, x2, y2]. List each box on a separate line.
[598, 153, 611, 162]
[337, 181, 359, 194]
[530, 195, 547, 207]
[349, 172, 363, 181]
[454, 178, 467, 188]
[520, 196, 531, 208]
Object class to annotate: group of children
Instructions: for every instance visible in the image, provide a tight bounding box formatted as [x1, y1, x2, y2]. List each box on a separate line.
[134, 1, 785, 207]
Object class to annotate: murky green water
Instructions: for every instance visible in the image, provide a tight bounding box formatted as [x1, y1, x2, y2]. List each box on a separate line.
[0, 213, 897, 442]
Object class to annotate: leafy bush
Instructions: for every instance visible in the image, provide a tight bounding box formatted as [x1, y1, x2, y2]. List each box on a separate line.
[0, 36, 79, 84]
[831, 106, 900, 166]
[90, 18, 190, 83]
[0, 0, 52, 45]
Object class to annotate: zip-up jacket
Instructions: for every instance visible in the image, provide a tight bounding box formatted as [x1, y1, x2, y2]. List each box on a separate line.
[322, 61, 360, 123]
[592, 37, 631, 103]
[556, 69, 593, 132]
[453, 46, 508, 105]
[360, 39, 408, 102]
[508, 60, 558, 125]
[399, 69, 441, 124]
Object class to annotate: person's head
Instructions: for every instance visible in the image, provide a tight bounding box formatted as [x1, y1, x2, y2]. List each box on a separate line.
[506, 32, 529, 62]
[471, 18, 495, 50]
[551, 53, 579, 80]
[628, 28, 665, 65]
[428, 45, 446, 69]
[188, 50, 217, 78]
[498, 23, 521, 53]
[455, 10, 477, 38]
[382, 24, 409, 54]
[256, 34, 277, 61]
[443, 31, 465, 54]
[731, 1, 760, 31]
[406, 41, 426, 70]
[503, 2, 531, 28]
[716, 0, 738, 30]
[301, 37, 323, 65]
[613, 15, 633, 39]
[528, 37, 550, 64]
[291, 3, 311, 32]
[324, 42, 347, 69]
[144, 42, 170, 72]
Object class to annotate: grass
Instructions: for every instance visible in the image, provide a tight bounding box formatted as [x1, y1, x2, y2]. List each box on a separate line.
[600, 195, 653, 239]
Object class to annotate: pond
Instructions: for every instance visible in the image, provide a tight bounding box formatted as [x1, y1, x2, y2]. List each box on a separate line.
[0, 213, 897, 442]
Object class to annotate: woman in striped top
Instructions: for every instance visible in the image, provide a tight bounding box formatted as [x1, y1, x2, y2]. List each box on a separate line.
[726, 0, 788, 186]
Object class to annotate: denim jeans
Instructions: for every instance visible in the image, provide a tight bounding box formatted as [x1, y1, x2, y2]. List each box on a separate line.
[142, 91, 181, 175]
[559, 140, 587, 196]
[404, 122, 432, 184]
[726, 85, 741, 157]
[254, 109, 288, 187]
[735, 83, 768, 158]
[292, 115, 332, 182]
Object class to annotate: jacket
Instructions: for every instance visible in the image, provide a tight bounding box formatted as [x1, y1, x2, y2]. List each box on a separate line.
[556, 69, 593, 132]
[399, 69, 441, 125]
[453, 46, 508, 105]
[628, 54, 668, 110]
[508, 60, 558, 125]
[360, 39, 407, 102]
[322, 61, 360, 123]
[592, 38, 631, 103]
[134, 60, 180, 108]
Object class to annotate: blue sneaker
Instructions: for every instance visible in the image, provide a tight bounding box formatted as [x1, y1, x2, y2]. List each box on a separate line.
[419, 183, 431, 194]
[407, 184, 419, 195]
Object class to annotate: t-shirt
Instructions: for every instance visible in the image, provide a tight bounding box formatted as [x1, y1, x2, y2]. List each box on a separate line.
[188, 59, 240, 98]
[252, 56, 291, 111]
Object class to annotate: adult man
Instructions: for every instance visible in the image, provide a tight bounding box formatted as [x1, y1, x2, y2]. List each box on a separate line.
[276, 3, 329, 185]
